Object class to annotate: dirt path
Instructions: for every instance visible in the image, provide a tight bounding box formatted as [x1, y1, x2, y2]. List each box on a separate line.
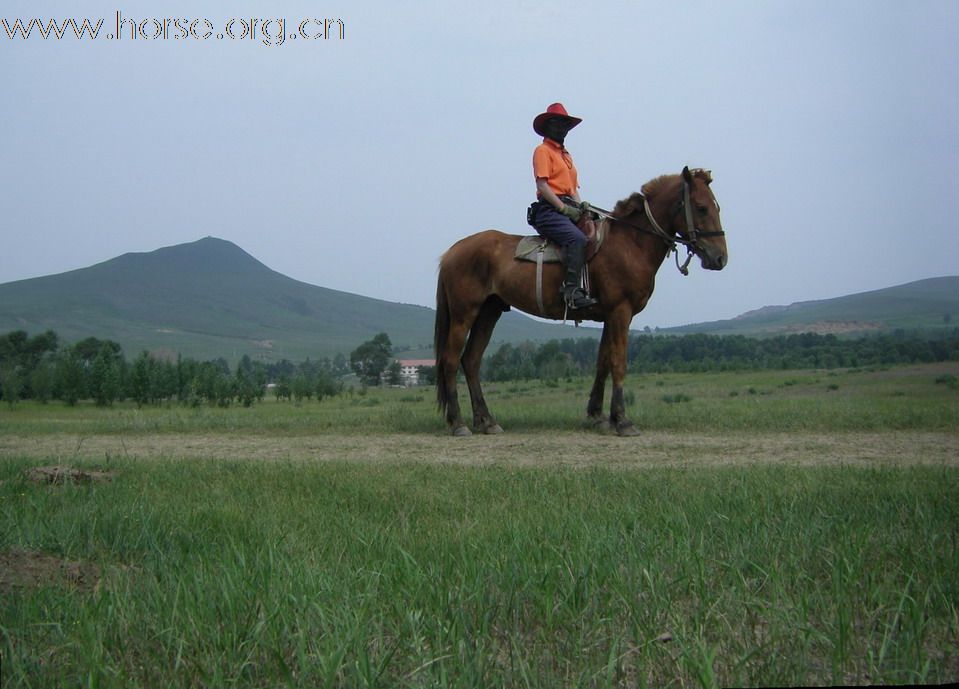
[2, 431, 957, 469]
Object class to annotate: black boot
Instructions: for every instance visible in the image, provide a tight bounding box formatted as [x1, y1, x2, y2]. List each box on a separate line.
[560, 244, 597, 310]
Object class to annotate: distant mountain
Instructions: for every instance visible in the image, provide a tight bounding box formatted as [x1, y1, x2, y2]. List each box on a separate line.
[664, 276, 959, 336]
[0, 237, 597, 362]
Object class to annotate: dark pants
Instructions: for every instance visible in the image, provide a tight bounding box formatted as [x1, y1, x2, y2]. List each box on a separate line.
[530, 202, 588, 248]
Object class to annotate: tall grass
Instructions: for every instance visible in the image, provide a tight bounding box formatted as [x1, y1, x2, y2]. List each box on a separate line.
[2, 364, 957, 686]
[2, 458, 958, 687]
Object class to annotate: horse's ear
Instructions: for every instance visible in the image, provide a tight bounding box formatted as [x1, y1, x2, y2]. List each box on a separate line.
[682, 166, 693, 184]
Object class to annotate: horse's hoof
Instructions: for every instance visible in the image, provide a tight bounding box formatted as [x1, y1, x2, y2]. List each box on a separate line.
[452, 425, 472, 437]
[615, 422, 641, 437]
[483, 424, 504, 435]
[587, 415, 612, 432]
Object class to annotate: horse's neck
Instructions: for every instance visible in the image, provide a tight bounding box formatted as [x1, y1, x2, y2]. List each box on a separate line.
[644, 184, 684, 260]
[613, 203, 673, 269]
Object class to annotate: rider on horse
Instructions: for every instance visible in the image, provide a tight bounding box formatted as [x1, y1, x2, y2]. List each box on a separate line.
[527, 102, 598, 310]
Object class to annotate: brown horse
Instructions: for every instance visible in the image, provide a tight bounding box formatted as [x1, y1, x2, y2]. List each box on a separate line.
[435, 166, 727, 436]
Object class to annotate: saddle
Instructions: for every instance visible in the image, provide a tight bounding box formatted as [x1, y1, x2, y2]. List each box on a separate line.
[514, 212, 606, 319]
[513, 213, 606, 263]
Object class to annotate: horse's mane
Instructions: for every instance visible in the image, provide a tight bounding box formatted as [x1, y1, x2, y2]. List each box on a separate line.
[611, 174, 676, 218]
[641, 174, 677, 198]
[612, 169, 713, 218]
[611, 193, 644, 218]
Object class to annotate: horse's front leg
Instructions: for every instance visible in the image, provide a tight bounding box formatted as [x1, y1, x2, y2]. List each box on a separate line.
[607, 308, 640, 436]
[587, 325, 612, 430]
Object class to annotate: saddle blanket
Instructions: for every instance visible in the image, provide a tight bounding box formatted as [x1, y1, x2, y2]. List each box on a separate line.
[513, 220, 607, 263]
[514, 236, 563, 263]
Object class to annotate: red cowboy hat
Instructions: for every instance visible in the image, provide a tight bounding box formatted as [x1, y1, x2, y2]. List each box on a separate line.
[533, 102, 582, 136]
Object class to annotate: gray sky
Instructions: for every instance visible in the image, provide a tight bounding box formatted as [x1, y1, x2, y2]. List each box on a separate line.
[3, 0, 957, 329]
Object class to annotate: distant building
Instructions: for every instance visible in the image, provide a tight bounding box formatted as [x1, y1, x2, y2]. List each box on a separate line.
[396, 359, 435, 387]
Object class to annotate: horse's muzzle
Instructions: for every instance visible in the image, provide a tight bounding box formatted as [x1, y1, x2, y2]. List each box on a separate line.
[699, 250, 727, 271]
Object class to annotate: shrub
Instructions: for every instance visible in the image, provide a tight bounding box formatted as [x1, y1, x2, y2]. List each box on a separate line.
[661, 393, 692, 404]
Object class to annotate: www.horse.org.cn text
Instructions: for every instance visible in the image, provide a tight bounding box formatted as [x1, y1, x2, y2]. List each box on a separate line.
[1, 12, 346, 47]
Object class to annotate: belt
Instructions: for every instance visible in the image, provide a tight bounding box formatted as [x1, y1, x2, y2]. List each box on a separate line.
[534, 195, 576, 206]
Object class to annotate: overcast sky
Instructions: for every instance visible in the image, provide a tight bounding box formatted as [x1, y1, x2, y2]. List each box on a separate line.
[3, 0, 957, 329]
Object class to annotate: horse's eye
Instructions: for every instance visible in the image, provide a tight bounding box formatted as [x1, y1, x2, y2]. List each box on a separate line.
[696, 205, 708, 215]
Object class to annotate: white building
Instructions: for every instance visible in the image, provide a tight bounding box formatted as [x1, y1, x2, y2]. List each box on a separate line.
[396, 359, 435, 387]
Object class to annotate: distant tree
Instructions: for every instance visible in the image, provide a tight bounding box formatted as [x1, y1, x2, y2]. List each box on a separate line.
[30, 356, 57, 404]
[269, 359, 297, 383]
[350, 333, 392, 386]
[274, 375, 293, 402]
[0, 363, 23, 406]
[0, 331, 29, 363]
[386, 360, 403, 386]
[89, 344, 122, 407]
[316, 370, 342, 400]
[176, 356, 201, 403]
[22, 330, 59, 371]
[215, 376, 235, 407]
[0, 330, 59, 399]
[129, 352, 153, 407]
[534, 341, 569, 380]
[417, 365, 436, 386]
[73, 337, 121, 365]
[153, 358, 179, 402]
[486, 341, 537, 381]
[291, 372, 314, 403]
[55, 350, 85, 406]
[235, 355, 261, 407]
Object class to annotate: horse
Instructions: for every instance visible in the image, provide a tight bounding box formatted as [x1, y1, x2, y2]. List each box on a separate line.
[435, 166, 727, 436]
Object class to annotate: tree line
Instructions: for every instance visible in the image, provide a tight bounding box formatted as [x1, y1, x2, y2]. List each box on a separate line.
[0, 330, 345, 407]
[483, 330, 959, 380]
[3, 328, 957, 405]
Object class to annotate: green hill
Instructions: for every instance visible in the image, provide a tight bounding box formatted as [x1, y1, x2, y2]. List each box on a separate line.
[665, 276, 959, 336]
[5, 239, 953, 361]
[0, 237, 597, 362]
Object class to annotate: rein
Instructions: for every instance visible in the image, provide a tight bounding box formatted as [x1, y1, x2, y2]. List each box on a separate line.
[586, 177, 724, 276]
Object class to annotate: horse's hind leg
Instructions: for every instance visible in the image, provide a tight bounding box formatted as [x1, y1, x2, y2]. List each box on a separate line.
[462, 298, 505, 434]
[439, 316, 475, 436]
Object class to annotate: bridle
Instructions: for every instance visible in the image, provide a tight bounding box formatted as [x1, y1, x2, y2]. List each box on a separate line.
[587, 172, 725, 275]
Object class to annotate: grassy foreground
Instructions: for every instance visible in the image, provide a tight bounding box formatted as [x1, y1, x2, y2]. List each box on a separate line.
[1, 364, 958, 687]
[3, 461, 958, 687]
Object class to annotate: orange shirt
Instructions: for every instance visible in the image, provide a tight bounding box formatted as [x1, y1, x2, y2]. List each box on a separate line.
[532, 138, 578, 198]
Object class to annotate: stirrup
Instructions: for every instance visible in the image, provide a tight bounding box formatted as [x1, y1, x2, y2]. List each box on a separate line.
[563, 288, 597, 310]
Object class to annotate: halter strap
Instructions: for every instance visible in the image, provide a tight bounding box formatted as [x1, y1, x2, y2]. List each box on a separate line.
[587, 200, 680, 248]
[585, 174, 725, 276]
[587, 179, 725, 249]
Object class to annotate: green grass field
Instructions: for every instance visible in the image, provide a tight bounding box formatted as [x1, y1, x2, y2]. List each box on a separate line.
[2, 363, 958, 687]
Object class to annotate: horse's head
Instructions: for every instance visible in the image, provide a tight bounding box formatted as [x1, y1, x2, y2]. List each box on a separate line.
[678, 166, 727, 270]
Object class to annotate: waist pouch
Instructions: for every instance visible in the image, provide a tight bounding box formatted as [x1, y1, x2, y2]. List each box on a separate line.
[526, 196, 576, 227]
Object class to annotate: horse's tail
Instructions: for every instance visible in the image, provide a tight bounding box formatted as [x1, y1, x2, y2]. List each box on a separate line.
[434, 264, 451, 415]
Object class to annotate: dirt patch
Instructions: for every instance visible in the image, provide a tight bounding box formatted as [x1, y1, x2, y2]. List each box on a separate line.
[2, 431, 957, 469]
[23, 465, 116, 485]
[0, 549, 101, 593]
